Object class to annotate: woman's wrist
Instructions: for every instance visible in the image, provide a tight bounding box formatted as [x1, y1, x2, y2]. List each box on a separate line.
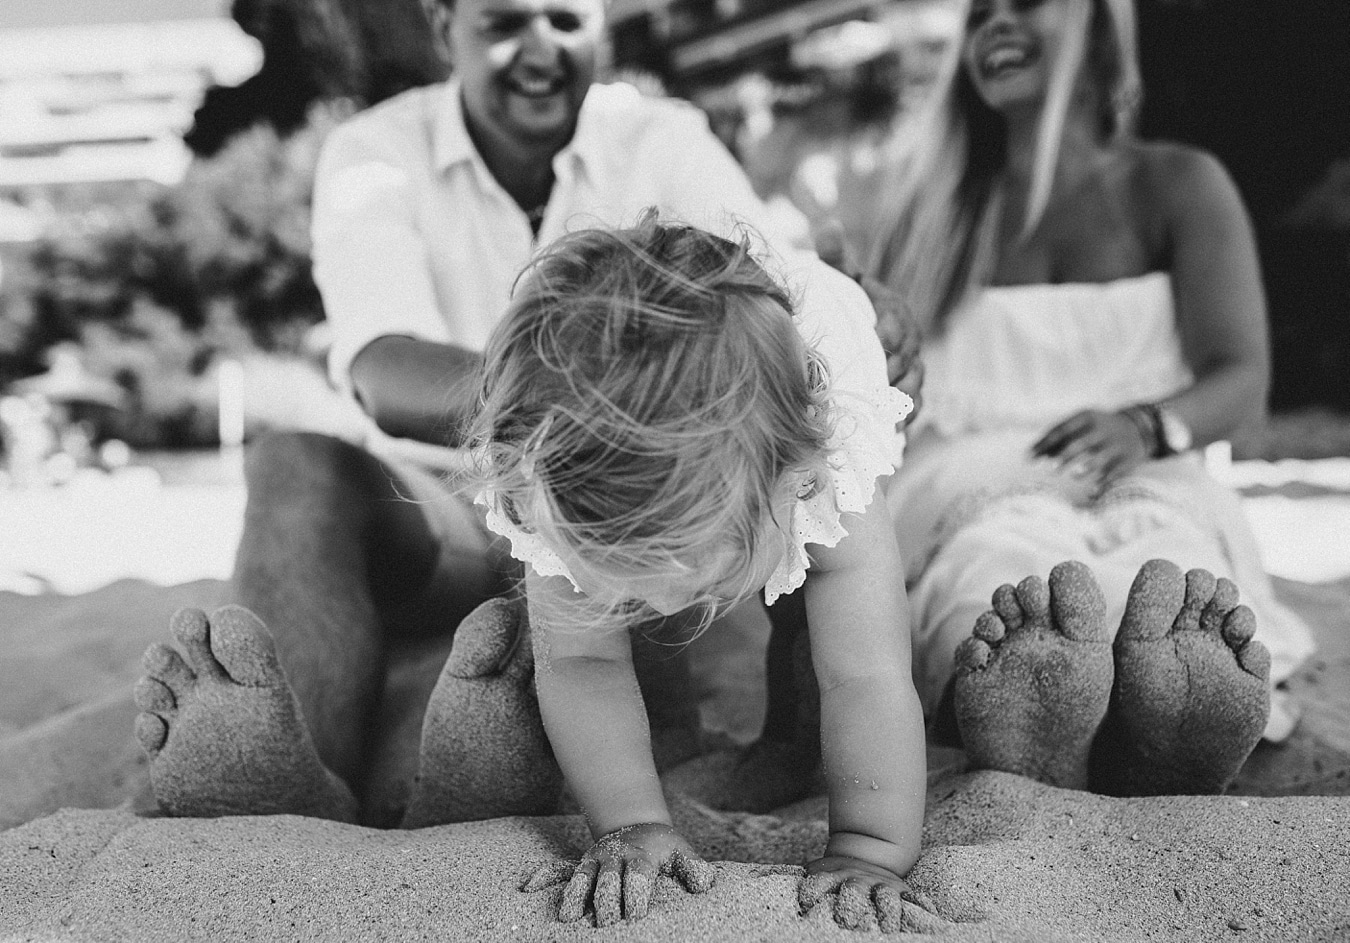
[1118, 403, 1164, 458]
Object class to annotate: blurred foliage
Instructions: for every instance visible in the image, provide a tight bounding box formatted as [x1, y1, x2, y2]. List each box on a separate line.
[2, 100, 352, 448]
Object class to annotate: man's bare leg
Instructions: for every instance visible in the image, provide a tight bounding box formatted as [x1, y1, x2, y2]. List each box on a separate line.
[135, 432, 501, 820]
[135, 606, 360, 820]
[401, 597, 563, 827]
[226, 432, 460, 796]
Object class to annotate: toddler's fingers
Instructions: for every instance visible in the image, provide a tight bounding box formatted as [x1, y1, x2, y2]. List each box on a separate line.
[668, 849, 716, 894]
[874, 885, 909, 934]
[898, 884, 938, 913]
[623, 860, 657, 921]
[834, 878, 876, 931]
[799, 870, 845, 912]
[558, 860, 599, 923]
[521, 859, 573, 893]
[593, 862, 623, 927]
[875, 886, 951, 935]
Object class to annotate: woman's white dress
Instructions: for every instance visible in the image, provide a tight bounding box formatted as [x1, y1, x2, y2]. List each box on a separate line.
[889, 273, 1314, 736]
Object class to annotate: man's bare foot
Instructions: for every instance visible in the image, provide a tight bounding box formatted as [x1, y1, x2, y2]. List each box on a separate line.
[954, 561, 1113, 789]
[1090, 560, 1271, 796]
[400, 597, 563, 828]
[133, 606, 359, 821]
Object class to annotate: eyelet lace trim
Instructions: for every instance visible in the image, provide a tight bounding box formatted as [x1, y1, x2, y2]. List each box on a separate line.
[763, 384, 912, 605]
[478, 389, 913, 604]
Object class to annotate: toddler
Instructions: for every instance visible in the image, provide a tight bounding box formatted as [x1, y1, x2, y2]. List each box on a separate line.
[467, 211, 933, 931]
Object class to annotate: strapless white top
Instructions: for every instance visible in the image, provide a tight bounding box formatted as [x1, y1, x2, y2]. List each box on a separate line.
[918, 272, 1194, 438]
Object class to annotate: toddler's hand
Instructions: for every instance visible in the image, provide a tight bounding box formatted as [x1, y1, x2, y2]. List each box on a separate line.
[523, 822, 716, 927]
[800, 855, 947, 934]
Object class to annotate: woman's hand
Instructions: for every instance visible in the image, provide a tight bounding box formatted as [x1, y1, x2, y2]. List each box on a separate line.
[523, 823, 716, 927]
[800, 855, 947, 934]
[1032, 408, 1152, 489]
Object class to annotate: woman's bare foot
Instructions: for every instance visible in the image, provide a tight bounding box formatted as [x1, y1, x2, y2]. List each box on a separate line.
[1090, 560, 1271, 796]
[133, 606, 359, 821]
[400, 597, 563, 828]
[953, 561, 1114, 789]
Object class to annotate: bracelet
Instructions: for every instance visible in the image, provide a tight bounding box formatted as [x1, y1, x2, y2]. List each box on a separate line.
[1118, 404, 1163, 458]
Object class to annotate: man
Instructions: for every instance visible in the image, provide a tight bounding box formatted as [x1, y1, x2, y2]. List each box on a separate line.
[133, 0, 918, 828]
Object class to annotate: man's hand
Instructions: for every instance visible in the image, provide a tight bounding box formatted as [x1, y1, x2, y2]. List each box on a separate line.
[522, 823, 716, 927]
[860, 273, 924, 420]
[814, 219, 923, 424]
[800, 855, 947, 934]
[1031, 408, 1152, 491]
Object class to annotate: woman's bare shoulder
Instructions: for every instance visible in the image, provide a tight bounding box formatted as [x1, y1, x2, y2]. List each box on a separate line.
[1125, 140, 1245, 219]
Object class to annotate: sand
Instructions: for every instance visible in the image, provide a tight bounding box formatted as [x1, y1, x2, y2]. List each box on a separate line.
[3, 772, 1347, 941]
[2, 567, 1350, 939]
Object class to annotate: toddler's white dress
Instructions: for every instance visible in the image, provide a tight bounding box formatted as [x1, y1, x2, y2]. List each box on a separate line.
[889, 273, 1314, 738]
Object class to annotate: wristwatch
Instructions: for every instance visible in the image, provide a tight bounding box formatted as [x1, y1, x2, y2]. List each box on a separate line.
[1154, 403, 1194, 457]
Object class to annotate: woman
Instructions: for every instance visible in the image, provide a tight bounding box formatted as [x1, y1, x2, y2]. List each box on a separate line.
[866, 0, 1314, 793]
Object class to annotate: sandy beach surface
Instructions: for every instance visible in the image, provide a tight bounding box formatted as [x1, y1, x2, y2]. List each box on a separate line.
[3, 463, 1350, 941]
[4, 770, 1348, 942]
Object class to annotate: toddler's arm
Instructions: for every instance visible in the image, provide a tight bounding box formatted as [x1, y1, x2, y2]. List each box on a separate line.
[802, 495, 941, 932]
[525, 572, 715, 925]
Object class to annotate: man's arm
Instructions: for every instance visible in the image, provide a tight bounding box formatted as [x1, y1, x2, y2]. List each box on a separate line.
[311, 115, 480, 444]
[349, 335, 483, 446]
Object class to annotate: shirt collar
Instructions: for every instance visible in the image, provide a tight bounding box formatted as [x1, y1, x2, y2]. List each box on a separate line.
[432, 80, 478, 173]
[432, 78, 605, 187]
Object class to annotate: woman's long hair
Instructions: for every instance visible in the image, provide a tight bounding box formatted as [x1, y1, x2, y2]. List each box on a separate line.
[866, 0, 1141, 332]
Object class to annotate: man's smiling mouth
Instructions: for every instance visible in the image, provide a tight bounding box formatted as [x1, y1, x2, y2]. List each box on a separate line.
[507, 74, 566, 98]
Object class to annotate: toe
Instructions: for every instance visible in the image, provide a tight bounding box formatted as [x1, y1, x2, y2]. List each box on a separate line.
[209, 605, 285, 688]
[1236, 633, 1271, 682]
[1221, 604, 1257, 647]
[1013, 575, 1050, 628]
[1199, 578, 1241, 634]
[1177, 568, 1218, 631]
[1047, 560, 1107, 642]
[972, 610, 1006, 644]
[1117, 559, 1185, 643]
[141, 642, 194, 692]
[990, 583, 1024, 631]
[955, 636, 992, 672]
[446, 597, 520, 679]
[133, 676, 176, 713]
[170, 608, 227, 681]
[134, 711, 169, 754]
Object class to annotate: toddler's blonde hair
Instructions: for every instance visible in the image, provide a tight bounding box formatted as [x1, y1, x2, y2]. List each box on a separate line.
[469, 211, 834, 634]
